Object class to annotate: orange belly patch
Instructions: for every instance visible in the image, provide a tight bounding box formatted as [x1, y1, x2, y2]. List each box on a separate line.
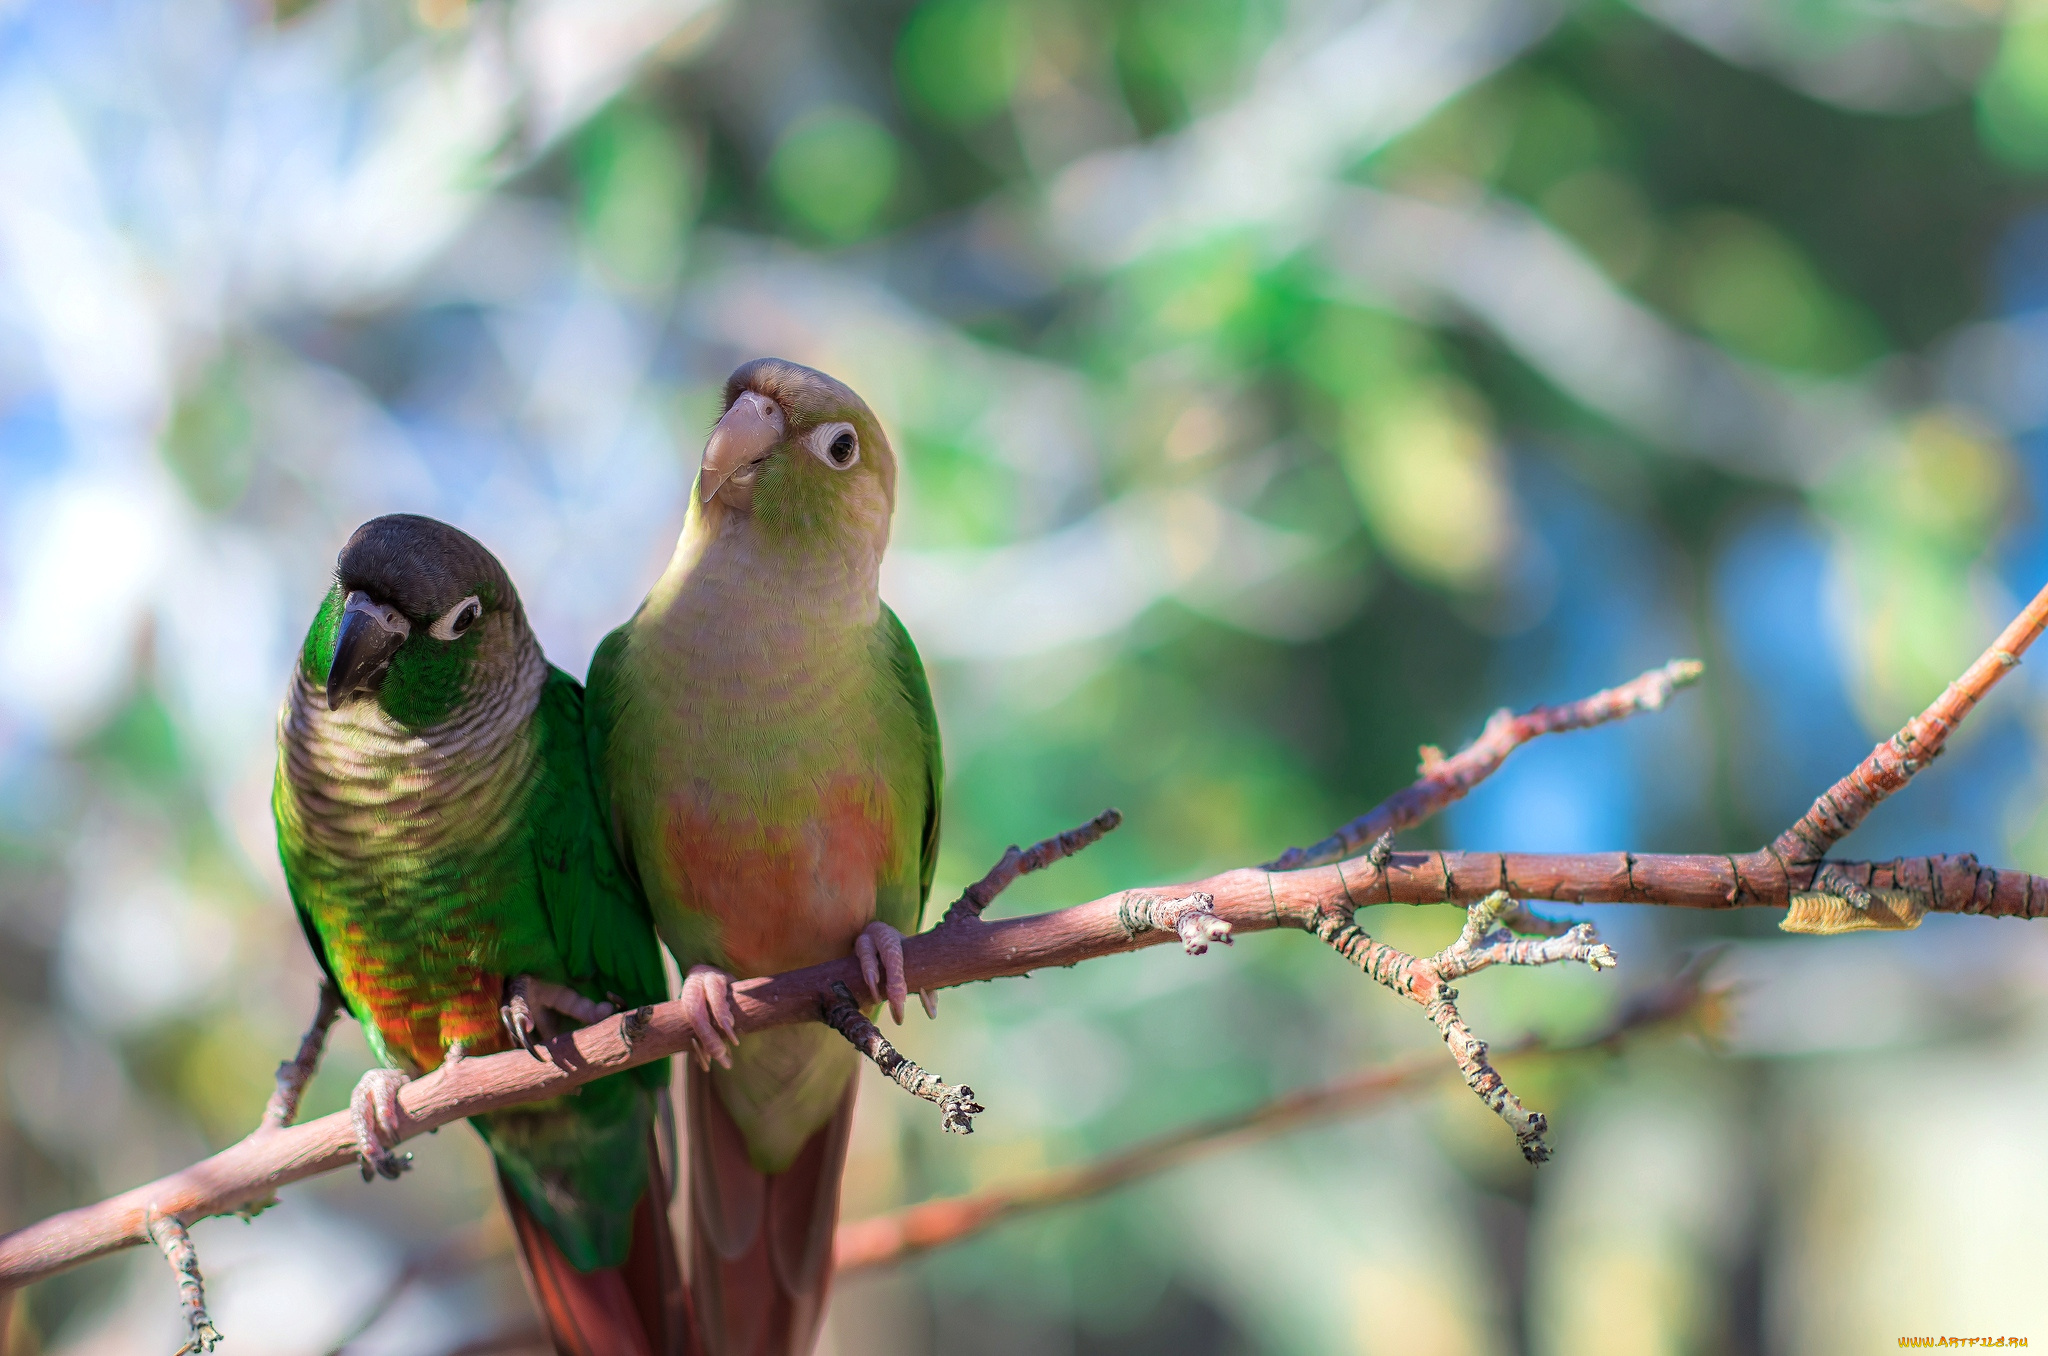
[336, 952, 509, 1073]
[661, 774, 895, 978]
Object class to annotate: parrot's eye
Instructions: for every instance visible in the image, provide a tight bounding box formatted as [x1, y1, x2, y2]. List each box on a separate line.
[808, 422, 859, 471]
[429, 595, 483, 641]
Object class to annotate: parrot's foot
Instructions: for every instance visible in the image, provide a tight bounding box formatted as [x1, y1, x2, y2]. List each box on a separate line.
[854, 921, 938, 1025]
[349, 1068, 413, 1182]
[259, 979, 344, 1133]
[500, 975, 617, 1059]
[679, 965, 739, 1071]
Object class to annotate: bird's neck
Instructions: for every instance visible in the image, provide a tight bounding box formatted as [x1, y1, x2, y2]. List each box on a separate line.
[280, 637, 548, 851]
[648, 502, 885, 638]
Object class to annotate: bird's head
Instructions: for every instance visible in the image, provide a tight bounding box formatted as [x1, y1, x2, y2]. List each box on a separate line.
[695, 358, 895, 550]
[311, 514, 530, 726]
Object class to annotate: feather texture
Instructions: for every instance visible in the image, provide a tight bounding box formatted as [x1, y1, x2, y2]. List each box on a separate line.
[276, 522, 681, 1354]
[589, 361, 944, 1355]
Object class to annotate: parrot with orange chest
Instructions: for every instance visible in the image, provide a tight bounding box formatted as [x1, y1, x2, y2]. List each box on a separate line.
[588, 359, 943, 1356]
[271, 514, 693, 1356]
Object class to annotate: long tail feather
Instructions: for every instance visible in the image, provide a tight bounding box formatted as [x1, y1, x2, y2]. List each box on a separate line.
[686, 1062, 855, 1356]
[504, 1132, 699, 1356]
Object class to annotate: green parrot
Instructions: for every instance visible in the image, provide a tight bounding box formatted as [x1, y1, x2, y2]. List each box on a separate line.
[588, 359, 942, 1356]
[272, 514, 691, 1356]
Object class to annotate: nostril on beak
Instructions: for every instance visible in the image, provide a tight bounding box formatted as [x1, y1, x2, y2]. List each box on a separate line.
[700, 390, 787, 503]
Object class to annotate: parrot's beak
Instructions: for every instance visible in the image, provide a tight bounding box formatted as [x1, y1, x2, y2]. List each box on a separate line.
[327, 591, 410, 708]
[700, 389, 787, 505]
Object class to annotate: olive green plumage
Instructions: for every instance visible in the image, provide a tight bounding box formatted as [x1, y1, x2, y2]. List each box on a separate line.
[586, 360, 942, 1172]
[587, 358, 943, 1355]
[273, 515, 667, 1272]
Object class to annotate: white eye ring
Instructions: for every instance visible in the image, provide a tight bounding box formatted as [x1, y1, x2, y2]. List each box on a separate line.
[807, 422, 859, 471]
[429, 595, 482, 641]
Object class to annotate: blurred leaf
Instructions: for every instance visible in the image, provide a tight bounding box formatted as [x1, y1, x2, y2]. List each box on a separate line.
[1116, 237, 1265, 354]
[1496, 74, 1612, 201]
[897, 0, 1031, 128]
[1111, 0, 1281, 136]
[767, 107, 903, 243]
[161, 358, 255, 513]
[1977, 19, 2048, 170]
[1663, 210, 1887, 374]
[1540, 167, 1657, 283]
[82, 686, 185, 795]
[898, 435, 1024, 549]
[577, 102, 697, 293]
[1338, 377, 1514, 594]
[1821, 412, 2016, 729]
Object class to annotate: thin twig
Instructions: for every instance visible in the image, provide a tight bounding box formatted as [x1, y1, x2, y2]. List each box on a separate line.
[1264, 659, 1703, 872]
[821, 983, 984, 1133]
[147, 1213, 221, 1356]
[1771, 578, 2048, 868]
[943, 808, 1124, 924]
[1306, 889, 1616, 1161]
[834, 966, 1713, 1272]
[261, 980, 344, 1132]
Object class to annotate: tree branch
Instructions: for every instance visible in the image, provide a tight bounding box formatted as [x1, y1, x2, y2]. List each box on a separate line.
[1264, 658, 1704, 872]
[833, 963, 1717, 1273]
[1770, 579, 2048, 868]
[0, 844, 2034, 1292]
[4, 585, 2043, 1295]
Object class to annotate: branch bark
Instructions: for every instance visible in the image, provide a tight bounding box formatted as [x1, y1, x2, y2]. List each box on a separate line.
[7, 848, 2030, 1294]
[4, 587, 2044, 1295]
[1770, 579, 2048, 867]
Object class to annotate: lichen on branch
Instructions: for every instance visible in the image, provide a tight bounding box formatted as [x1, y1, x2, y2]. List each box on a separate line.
[821, 981, 984, 1134]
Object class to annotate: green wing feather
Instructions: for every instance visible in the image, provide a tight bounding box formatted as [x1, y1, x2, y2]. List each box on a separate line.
[880, 603, 943, 913]
[583, 624, 639, 876]
[478, 666, 670, 1270]
[277, 837, 354, 1019]
[532, 666, 666, 1014]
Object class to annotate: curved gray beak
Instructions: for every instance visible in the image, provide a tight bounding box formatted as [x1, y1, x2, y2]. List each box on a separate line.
[700, 390, 786, 503]
[327, 591, 410, 707]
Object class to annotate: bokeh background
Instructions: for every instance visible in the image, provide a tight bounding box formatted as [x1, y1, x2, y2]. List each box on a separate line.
[6, 0, 2048, 1351]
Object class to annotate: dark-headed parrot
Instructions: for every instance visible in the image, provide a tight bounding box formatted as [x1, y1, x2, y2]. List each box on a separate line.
[272, 514, 691, 1356]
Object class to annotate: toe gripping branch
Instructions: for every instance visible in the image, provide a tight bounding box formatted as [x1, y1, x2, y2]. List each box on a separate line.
[834, 809, 1230, 1134]
[1307, 834, 1618, 1164]
[147, 1212, 221, 1356]
[822, 981, 984, 1134]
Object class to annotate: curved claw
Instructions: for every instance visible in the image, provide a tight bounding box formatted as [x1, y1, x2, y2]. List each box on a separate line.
[349, 1069, 414, 1182]
[856, 921, 911, 1025]
[680, 965, 739, 1071]
[500, 983, 541, 1061]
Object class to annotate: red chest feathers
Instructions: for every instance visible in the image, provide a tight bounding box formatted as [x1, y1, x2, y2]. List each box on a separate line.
[660, 773, 896, 978]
